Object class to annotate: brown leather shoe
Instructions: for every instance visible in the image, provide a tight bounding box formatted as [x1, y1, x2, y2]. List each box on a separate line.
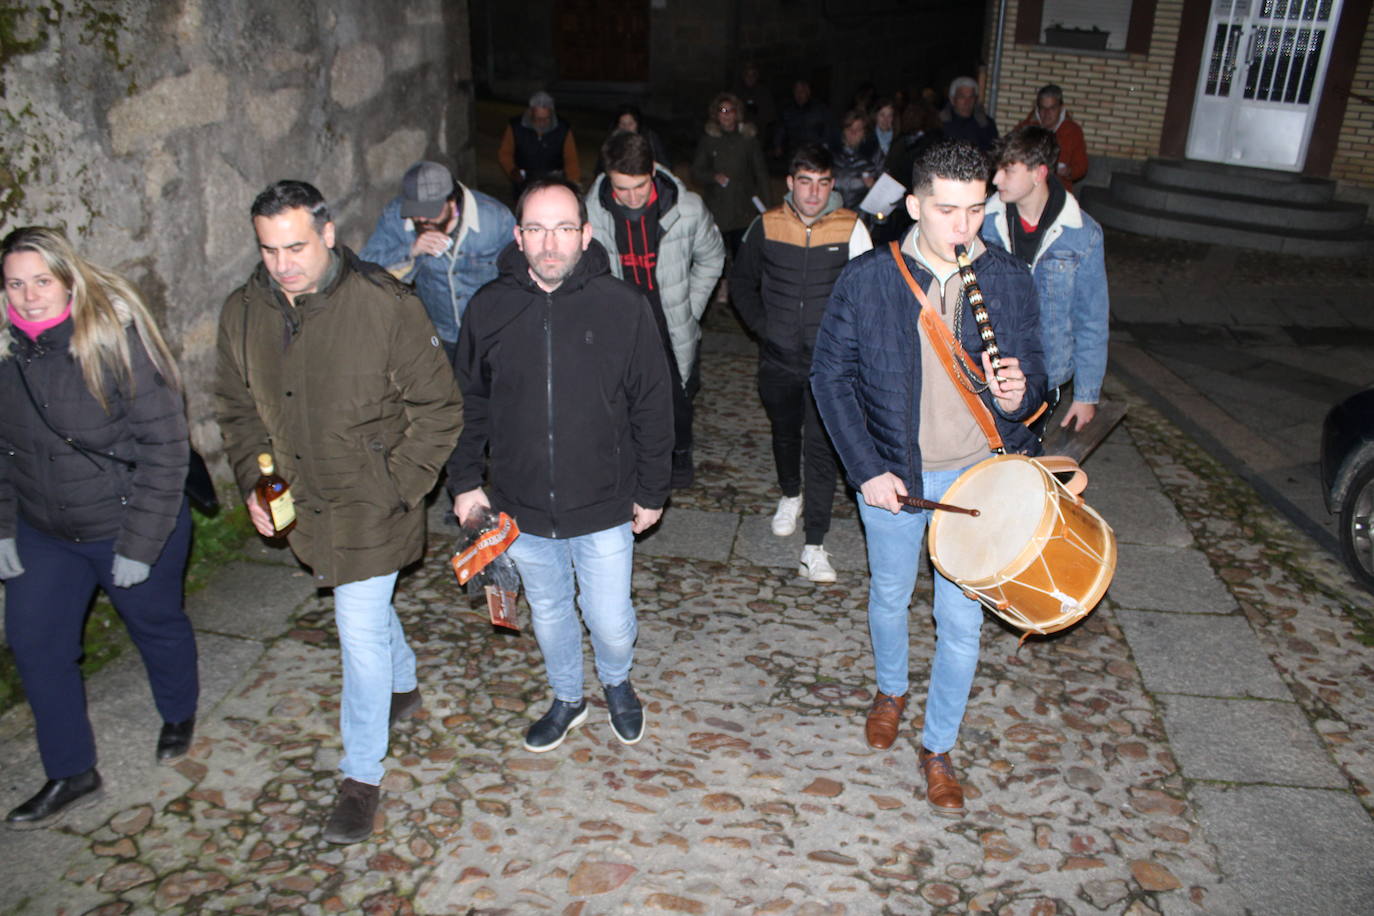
[919, 747, 966, 818]
[322, 779, 380, 844]
[864, 691, 907, 749]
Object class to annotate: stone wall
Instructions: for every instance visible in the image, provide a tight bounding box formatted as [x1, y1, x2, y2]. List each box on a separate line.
[0, 0, 474, 467]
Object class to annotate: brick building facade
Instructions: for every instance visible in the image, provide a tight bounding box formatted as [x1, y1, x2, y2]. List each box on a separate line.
[982, 0, 1374, 192]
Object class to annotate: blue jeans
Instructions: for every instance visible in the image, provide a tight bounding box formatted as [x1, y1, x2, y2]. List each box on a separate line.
[506, 523, 636, 702]
[858, 466, 984, 754]
[333, 571, 416, 785]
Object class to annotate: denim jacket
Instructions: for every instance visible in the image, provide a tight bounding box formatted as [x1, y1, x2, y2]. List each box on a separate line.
[359, 183, 515, 344]
[981, 192, 1109, 403]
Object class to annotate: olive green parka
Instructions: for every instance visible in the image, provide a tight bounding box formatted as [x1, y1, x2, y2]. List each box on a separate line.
[215, 248, 462, 587]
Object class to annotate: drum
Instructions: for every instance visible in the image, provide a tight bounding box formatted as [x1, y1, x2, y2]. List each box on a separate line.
[928, 455, 1116, 637]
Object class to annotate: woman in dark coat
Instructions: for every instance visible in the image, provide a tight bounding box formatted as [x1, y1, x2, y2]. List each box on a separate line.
[0, 226, 196, 829]
[692, 91, 771, 256]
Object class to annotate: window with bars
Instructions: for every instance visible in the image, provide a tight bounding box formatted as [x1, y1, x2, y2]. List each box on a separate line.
[1202, 0, 1338, 103]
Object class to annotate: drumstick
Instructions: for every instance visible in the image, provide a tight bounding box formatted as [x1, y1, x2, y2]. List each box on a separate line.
[898, 495, 980, 516]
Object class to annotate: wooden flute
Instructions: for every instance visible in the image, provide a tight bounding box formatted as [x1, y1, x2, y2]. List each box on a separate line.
[953, 243, 1001, 375]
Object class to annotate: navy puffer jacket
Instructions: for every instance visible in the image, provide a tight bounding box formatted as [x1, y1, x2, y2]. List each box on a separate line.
[811, 242, 1046, 500]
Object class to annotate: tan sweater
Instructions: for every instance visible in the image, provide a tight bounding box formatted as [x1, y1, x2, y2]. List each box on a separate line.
[901, 230, 990, 472]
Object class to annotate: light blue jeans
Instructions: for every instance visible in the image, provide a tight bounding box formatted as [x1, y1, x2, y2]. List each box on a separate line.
[858, 466, 984, 754]
[506, 523, 636, 702]
[333, 570, 416, 785]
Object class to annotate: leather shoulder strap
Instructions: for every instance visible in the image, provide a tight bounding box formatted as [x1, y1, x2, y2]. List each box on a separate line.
[888, 241, 1003, 453]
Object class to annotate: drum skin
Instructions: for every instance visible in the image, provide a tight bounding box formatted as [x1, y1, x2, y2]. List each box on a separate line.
[928, 455, 1117, 636]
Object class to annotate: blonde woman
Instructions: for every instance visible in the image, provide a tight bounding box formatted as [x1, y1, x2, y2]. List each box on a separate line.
[0, 226, 196, 829]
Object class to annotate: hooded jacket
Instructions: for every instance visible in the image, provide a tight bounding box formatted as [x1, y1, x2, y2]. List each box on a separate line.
[0, 316, 188, 564]
[215, 248, 463, 587]
[586, 167, 725, 386]
[731, 190, 871, 365]
[446, 240, 673, 539]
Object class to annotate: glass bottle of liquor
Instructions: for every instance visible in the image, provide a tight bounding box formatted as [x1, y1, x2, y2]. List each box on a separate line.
[255, 453, 296, 536]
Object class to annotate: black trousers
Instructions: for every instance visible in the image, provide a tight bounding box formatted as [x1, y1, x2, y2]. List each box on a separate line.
[673, 347, 700, 456]
[641, 290, 699, 460]
[758, 351, 840, 544]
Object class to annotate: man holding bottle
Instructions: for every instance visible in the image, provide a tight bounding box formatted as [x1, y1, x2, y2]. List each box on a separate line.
[447, 177, 673, 755]
[215, 180, 462, 845]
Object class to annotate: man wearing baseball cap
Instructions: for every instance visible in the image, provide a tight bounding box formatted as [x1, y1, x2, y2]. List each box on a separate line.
[360, 160, 515, 361]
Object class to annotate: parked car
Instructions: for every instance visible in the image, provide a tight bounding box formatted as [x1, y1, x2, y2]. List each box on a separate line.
[1320, 388, 1374, 591]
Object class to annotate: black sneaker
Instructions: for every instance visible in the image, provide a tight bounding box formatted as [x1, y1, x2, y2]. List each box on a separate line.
[603, 680, 644, 745]
[523, 698, 588, 752]
[322, 778, 379, 845]
[5, 769, 103, 830]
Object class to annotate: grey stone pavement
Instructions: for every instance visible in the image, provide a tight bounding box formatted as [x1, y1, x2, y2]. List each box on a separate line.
[3, 239, 1374, 913]
[1104, 238, 1374, 556]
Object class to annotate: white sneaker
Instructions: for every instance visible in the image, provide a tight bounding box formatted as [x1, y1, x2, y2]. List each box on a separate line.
[770, 495, 803, 536]
[800, 544, 837, 583]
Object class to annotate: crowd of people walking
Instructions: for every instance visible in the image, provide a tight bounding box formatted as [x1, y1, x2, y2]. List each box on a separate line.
[1, 70, 1107, 849]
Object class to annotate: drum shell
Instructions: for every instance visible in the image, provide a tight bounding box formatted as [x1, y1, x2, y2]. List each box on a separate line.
[929, 456, 1117, 636]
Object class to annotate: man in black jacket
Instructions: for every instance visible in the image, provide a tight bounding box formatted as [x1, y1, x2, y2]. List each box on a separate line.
[447, 177, 673, 754]
[732, 143, 871, 583]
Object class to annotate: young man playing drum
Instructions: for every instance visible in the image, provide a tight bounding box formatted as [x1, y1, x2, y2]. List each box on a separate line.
[811, 140, 1046, 817]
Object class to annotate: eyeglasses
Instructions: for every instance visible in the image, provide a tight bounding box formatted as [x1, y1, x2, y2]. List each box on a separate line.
[718, 107, 738, 114]
[519, 225, 582, 240]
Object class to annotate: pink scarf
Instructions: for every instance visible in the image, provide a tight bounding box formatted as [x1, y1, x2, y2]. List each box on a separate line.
[8, 299, 72, 340]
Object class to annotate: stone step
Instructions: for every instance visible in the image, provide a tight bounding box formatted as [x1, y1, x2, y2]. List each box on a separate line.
[1080, 187, 1374, 257]
[1143, 158, 1337, 204]
[1110, 174, 1368, 233]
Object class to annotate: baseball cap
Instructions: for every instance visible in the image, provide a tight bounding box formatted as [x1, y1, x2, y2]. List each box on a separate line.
[400, 161, 454, 220]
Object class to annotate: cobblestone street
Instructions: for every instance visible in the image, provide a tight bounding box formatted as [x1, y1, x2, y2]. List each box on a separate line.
[3, 290, 1373, 913]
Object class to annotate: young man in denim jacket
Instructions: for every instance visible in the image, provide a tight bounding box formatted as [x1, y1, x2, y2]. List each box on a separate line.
[360, 161, 515, 364]
[983, 126, 1108, 432]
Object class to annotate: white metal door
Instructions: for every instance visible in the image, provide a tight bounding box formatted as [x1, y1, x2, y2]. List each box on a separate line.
[1185, 0, 1344, 171]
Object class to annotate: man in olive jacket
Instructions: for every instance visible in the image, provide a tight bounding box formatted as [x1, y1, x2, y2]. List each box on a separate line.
[215, 180, 462, 846]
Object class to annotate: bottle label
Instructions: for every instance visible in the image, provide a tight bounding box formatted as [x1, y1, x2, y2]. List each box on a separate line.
[269, 491, 296, 531]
